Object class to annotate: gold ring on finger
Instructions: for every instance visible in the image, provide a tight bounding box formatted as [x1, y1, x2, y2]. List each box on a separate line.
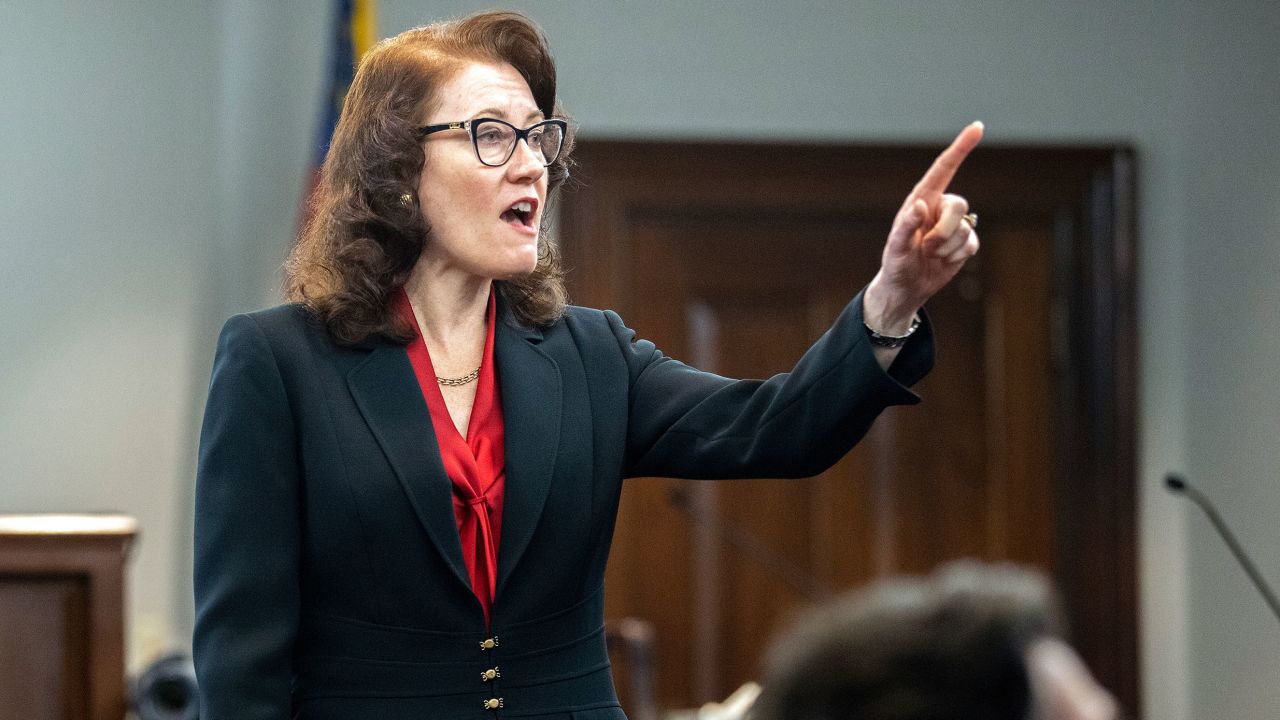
[962, 212, 978, 229]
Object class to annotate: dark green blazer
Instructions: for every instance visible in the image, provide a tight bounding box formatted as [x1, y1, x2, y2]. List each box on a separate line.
[193, 290, 932, 720]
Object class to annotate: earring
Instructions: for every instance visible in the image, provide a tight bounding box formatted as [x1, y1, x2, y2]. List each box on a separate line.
[399, 193, 413, 206]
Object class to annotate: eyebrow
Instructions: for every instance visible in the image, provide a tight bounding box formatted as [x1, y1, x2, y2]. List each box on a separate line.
[473, 108, 545, 123]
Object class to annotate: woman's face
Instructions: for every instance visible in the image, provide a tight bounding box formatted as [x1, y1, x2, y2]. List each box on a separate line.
[416, 61, 549, 282]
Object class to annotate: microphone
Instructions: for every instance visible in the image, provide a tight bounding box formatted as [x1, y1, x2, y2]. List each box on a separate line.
[129, 652, 199, 720]
[1165, 472, 1280, 624]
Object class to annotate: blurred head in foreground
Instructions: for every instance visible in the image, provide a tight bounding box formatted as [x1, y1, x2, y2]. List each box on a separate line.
[752, 561, 1117, 720]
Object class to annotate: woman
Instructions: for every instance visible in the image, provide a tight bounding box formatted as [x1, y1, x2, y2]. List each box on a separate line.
[193, 11, 981, 720]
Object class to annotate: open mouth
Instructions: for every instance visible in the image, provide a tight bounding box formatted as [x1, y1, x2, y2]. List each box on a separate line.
[500, 199, 537, 231]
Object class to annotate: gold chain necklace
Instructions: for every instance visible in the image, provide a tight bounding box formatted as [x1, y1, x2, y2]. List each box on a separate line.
[436, 366, 481, 387]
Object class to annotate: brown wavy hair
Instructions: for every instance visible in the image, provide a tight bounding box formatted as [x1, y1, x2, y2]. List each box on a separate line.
[286, 11, 574, 345]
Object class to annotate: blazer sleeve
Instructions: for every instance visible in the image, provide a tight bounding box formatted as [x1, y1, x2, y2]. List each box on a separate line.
[617, 288, 933, 480]
[193, 314, 300, 720]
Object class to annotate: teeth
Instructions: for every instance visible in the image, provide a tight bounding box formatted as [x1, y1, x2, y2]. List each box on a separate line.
[511, 201, 532, 213]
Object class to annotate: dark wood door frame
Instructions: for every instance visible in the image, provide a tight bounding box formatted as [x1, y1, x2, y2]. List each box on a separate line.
[557, 139, 1139, 714]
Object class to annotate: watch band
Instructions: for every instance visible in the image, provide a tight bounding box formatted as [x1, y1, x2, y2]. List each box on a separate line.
[864, 315, 921, 349]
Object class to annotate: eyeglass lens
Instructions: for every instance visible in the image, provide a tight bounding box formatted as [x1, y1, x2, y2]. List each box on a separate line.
[473, 120, 564, 167]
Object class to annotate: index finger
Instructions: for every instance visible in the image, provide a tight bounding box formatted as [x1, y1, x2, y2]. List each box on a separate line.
[911, 121, 984, 198]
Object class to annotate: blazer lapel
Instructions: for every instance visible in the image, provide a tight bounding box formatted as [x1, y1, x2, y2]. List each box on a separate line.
[494, 313, 562, 598]
[347, 345, 473, 593]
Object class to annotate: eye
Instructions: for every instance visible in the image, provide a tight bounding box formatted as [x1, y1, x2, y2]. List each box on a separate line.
[476, 127, 506, 146]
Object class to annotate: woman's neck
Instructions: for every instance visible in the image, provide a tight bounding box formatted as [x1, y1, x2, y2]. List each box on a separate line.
[402, 260, 490, 365]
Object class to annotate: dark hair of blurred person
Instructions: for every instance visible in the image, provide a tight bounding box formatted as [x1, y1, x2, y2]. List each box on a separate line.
[752, 561, 1118, 720]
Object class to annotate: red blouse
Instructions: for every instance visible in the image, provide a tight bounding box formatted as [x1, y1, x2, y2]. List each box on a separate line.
[395, 290, 505, 625]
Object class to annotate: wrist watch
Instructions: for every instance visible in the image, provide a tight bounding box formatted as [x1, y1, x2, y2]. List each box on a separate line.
[864, 315, 921, 349]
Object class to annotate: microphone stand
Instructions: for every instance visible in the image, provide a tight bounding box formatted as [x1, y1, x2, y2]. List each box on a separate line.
[1165, 472, 1280, 624]
[667, 486, 833, 603]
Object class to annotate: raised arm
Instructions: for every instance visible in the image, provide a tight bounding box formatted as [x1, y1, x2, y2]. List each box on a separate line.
[616, 288, 933, 480]
[617, 125, 983, 479]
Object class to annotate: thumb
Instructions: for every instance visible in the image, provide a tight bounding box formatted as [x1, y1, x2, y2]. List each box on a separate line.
[886, 198, 929, 255]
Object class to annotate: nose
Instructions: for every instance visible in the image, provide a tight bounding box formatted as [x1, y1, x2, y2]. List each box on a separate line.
[505, 136, 546, 182]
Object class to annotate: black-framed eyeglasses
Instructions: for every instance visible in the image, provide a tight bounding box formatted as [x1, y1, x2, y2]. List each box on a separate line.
[417, 117, 567, 168]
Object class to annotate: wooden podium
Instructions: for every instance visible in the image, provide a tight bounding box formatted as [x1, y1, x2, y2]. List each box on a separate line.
[0, 515, 137, 720]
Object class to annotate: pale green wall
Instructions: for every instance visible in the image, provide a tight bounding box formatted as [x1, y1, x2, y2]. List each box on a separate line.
[0, 0, 221, 667]
[3, 2, 1278, 719]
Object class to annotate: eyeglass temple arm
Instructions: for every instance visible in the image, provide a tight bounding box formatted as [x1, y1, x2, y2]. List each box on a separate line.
[417, 121, 467, 137]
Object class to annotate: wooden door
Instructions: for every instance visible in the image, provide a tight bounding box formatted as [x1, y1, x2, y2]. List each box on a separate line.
[558, 141, 1137, 715]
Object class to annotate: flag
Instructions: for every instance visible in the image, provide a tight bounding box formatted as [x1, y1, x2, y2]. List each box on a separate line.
[299, 0, 377, 232]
